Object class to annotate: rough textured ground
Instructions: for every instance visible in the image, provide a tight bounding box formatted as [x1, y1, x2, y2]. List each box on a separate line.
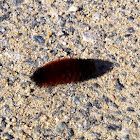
[0, 0, 139, 139]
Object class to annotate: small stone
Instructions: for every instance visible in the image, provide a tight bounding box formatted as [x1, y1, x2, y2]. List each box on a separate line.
[33, 35, 45, 45]
[74, 117, 80, 121]
[108, 32, 116, 38]
[69, 5, 78, 12]
[20, 81, 31, 88]
[55, 122, 67, 135]
[3, 132, 14, 139]
[78, 136, 84, 140]
[106, 124, 121, 131]
[57, 30, 64, 36]
[91, 131, 101, 138]
[0, 97, 4, 102]
[50, 135, 56, 139]
[123, 134, 130, 140]
[120, 97, 126, 102]
[0, 63, 2, 68]
[92, 12, 101, 21]
[14, 0, 24, 5]
[127, 16, 134, 21]
[125, 116, 132, 124]
[127, 27, 135, 33]
[102, 95, 111, 103]
[93, 100, 102, 109]
[62, 30, 69, 36]
[125, 34, 132, 37]
[114, 62, 120, 67]
[126, 107, 135, 112]
[30, 88, 34, 93]
[16, 33, 23, 38]
[24, 58, 38, 67]
[34, 126, 41, 135]
[114, 111, 122, 115]
[63, 48, 71, 55]
[51, 10, 58, 18]
[112, 102, 119, 108]
[103, 12, 108, 18]
[1, 117, 7, 127]
[66, 0, 74, 5]
[0, 26, 7, 33]
[86, 102, 92, 108]
[31, 20, 39, 29]
[7, 78, 14, 86]
[78, 109, 89, 118]
[32, 45, 38, 51]
[9, 124, 13, 129]
[69, 26, 75, 34]
[73, 96, 81, 105]
[67, 128, 74, 137]
[82, 31, 99, 43]
[34, 112, 42, 120]
[134, 122, 138, 128]
[121, 5, 126, 9]
[93, 83, 101, 88]
[0, 12, 11, 23]
[82, 119, 92, 130]
[58, 16, 66, 27]
[130, 93, 135, 98]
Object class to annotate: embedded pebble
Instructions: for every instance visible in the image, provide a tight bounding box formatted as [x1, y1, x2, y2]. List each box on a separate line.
[106, 124, 121, 131]
[67, 128, 74, 137]
[1, 117, 7, 128]
[126, 107, 135, 112]
[92, 99, 102, 109]
[93, 83, 101, 88]
[14, 0, 24, 5]
[32, 35, 45, 45]
[86, 102, 92, 108]
[55, 122, 67, 135]
[78, 136, 85, 140]
[115, 78, 125, 90]
[73, 96, 81, 105]
[0, 12, 11, 22]
[82, 31, 99, 43]
[127, 27, 135, 33]
[92, 12, 101, 21]
[2, 132, 14, 139]
[69, 5, 78, 12]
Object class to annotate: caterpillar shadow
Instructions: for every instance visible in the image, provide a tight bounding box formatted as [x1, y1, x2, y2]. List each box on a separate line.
[78, 59, 114, 82]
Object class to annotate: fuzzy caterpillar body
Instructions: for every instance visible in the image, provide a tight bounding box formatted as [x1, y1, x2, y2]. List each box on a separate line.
[31, 58, 97, 87]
